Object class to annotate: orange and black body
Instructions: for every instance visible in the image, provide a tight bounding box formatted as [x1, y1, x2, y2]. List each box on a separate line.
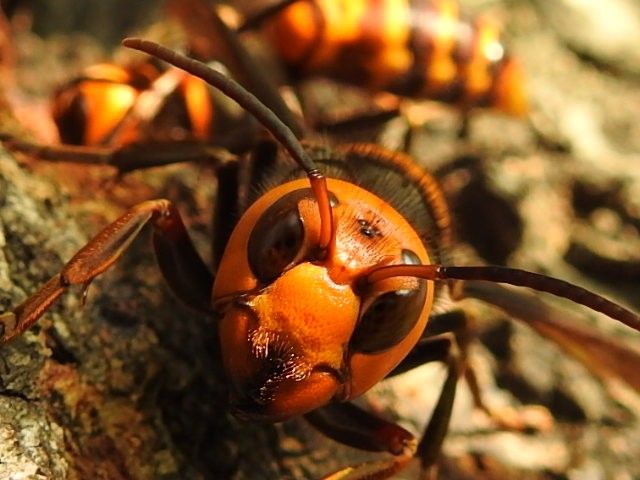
[52, 61, 155, 146]
[260, 0, 527, 115]
[51, 60, 218, 147]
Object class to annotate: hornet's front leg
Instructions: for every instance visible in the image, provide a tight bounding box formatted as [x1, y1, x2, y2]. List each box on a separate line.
[0, 199, 213, 344]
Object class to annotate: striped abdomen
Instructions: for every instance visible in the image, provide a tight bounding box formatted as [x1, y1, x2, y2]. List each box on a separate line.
[262, 0, 526, 115]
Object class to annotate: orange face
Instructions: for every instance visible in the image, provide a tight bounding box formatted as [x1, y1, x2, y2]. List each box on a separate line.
[213, 178, 434, 421]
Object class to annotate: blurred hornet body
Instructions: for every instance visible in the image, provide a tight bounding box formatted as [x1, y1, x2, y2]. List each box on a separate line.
[261, 0, 527, 115]
[51, 60, 217, 146]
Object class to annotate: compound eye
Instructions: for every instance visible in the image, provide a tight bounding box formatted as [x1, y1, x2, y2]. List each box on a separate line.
[350, 249, 426, 353]
[248, 189, 311, 283]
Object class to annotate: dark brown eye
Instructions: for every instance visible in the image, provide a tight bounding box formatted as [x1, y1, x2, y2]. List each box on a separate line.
[248, 189, 311, 283]
[350, 249, 426, 353]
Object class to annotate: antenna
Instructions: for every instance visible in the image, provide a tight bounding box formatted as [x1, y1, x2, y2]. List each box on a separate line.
[363, 264, 640, 332]
[122, 38, 334, 252]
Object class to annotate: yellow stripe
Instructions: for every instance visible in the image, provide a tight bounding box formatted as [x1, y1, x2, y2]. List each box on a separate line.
[465, 17, 501, 99]
[365, 0, 412, 89]
[83, 82, 137, 145]
[304, 0, 369, 70]
[493, 58, 528, 115]
[182, 76, 213, 140]
[425, 0, 459, 89]
[83, 63, 131, 83]
[266, 1, 320, 65]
